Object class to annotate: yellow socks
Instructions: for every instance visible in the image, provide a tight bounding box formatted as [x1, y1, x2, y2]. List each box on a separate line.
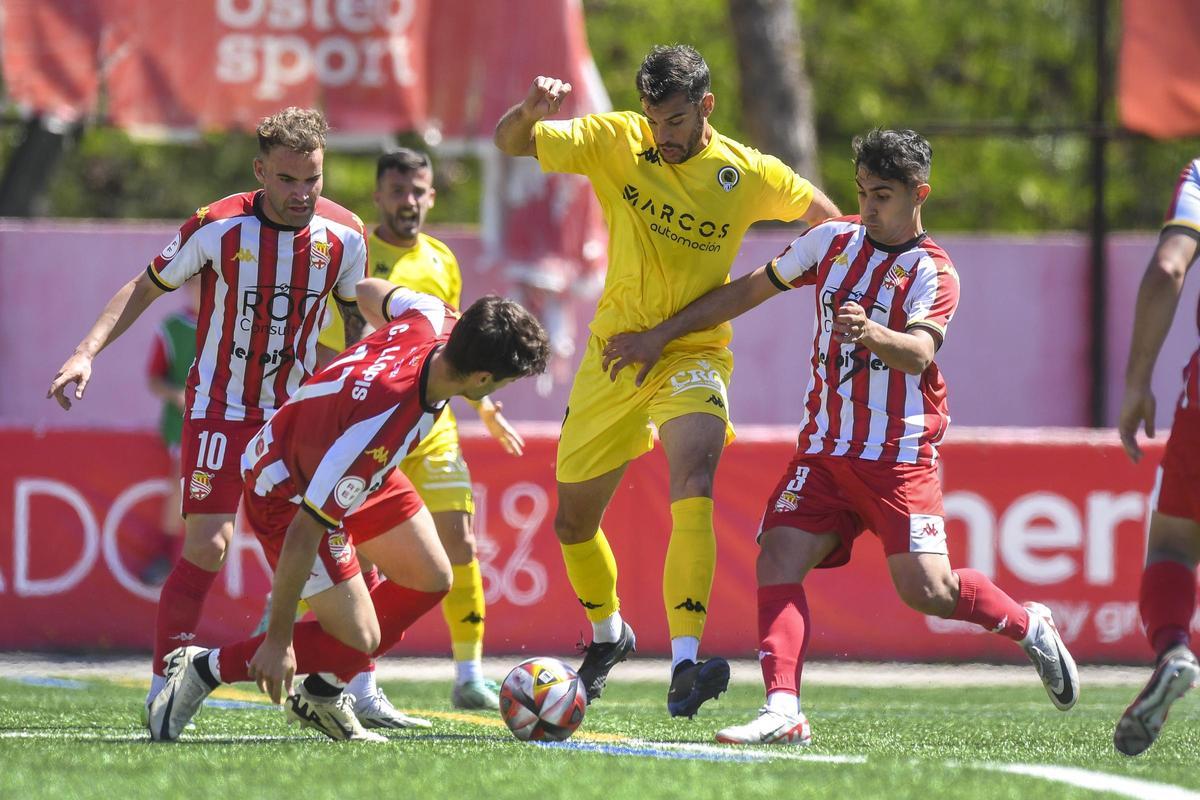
[441, 560, 485, 663]
[663, 497, 716, 640]
[560, 529, 620, 623]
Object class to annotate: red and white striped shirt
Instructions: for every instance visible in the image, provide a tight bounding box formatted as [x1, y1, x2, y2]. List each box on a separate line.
[766, 216, 960, 464]
[1163, 158, 1200, 409]
[146, 191, 367, 423]
[241, 289, 455, 528]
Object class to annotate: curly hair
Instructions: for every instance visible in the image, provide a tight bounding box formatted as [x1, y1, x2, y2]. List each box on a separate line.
[852, 128, 932, 187]
[443, 295, 549, 381]
[256, 107, 328, 154]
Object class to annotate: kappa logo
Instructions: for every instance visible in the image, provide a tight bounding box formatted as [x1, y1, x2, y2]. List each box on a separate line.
[310, 240, 332, 271]
[706, 393, 726, 410]
[674, 597, 708, 614]
[188, 470, 213, 501]
[833, 252, 850, 267]
[169, 632, 197, 642]
[460, 612, 484, 625]
[235, 248, 256, 263]
[195, 205, 210, 223]
[908, 514, 946, 553]
[637, 147, 663, 165]
[578, 598, 603, 610]
[366, 445, 390, 465]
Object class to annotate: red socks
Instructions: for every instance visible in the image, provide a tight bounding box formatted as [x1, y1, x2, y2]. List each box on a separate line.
[951, 569, 1029, 641]
[216, 581, 446, 685]
[1140, 560, 1196, 656]
[152, 558, 219, 676]
[757, 583, 811, 697]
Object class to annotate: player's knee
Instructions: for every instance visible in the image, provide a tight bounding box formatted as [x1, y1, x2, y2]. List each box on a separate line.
[553, 509, 594, 544]
[347, 620, 381, 654]
[671, 471, 714, 500]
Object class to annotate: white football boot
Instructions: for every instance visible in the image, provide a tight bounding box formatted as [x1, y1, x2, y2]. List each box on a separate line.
[147, 646, 215, 741]
[714, 707, 812, 745]
[353, 688, 432, 729]
[1020, 602, 1079, 711]
[285, 687, 386, 742]
[1114, 644, 1199, 756]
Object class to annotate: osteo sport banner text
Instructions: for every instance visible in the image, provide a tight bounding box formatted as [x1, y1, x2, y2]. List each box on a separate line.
[0, 426, 1187, 663]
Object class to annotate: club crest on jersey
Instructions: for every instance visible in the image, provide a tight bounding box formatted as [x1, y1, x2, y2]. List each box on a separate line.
[882, 263, 912, 290]
[327, 531, 354, 565]
[717, 166, 740, 192]
[189, 470, 213, 501]
[334, 476, 366, 509]
[310, 240, 332, 270]
[774, 490, 799, 513]
[366, 446, 390, 465]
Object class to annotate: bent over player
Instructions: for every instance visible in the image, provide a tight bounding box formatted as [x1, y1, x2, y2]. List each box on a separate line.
[494, 44, 839, 717]
[1113, 157, 1200, 756]
[148, 282, 549, 741]
[604, 128, 1079, 745]
[46, 108, 369, 718]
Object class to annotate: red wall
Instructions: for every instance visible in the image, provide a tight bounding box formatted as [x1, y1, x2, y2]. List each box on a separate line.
[0, 426, 1181, 664]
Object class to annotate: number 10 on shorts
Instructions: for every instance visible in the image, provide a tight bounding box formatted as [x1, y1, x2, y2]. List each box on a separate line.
[195, 430, 227, 470]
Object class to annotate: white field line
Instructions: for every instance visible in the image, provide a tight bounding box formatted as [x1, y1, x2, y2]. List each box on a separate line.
[979, 763, 1200, 800]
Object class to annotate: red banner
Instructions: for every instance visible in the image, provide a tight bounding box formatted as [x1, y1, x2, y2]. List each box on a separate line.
[1119, 0, 1200, 138]
[1, 0, 607, 137]
[0, 426, 1184, 664]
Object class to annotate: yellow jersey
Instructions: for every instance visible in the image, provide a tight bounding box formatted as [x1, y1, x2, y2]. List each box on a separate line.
[318, 230, 463, 458]
[534, 110, 815, 353]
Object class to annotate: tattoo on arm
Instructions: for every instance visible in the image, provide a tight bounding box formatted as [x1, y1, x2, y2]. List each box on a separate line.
[338, 300, 367, 346]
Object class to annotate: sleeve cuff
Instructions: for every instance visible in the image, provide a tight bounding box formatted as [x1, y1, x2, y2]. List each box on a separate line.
[765, 260, 792, 292]
[906, 320, 946, 350]
[382, 286, 401, 322]
[300, 499, 338, 529]
[333, 291, 357, 305]
[145, 265, 178, 292]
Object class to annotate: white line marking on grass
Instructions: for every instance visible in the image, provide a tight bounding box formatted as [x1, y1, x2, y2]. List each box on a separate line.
[979, 763, 1200, 800]
[0, 731, 297, 742]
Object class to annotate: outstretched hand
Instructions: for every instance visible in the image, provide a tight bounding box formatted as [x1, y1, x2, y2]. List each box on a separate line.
[523, 76, 572, 120]
[1117, 386, 1156, 463]
[480, 401, 525, 456]
[47, 352, 94, 410]
[601, 330, 668, 386]
[248, 638, 296, 705]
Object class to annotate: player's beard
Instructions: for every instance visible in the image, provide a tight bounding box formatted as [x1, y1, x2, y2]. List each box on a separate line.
[386, 210, 422, 245]
[662, 120, 706, 164]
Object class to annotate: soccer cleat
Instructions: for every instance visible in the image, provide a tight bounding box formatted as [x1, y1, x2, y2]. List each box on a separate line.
[576, 621, 637, 703]
[353, 688, 432, 729]
[667, 657, 731, 718]
[715, 707, 812, 745]
[1114, 644, 1199, 757]
[1020, 602, 1079, 711]
[285, 687, 387, 742]
[451, 679, 501, 711]
[147, 646, 214, 741]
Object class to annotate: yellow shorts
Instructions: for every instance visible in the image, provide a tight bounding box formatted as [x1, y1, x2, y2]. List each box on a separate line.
[556, 335, 735, 484]
[401, 443, 475, 515]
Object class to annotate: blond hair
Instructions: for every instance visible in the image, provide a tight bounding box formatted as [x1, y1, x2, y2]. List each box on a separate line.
[256, 107, 328, 154]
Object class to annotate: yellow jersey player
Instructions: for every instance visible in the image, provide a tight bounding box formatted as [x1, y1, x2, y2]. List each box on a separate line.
[317, 149, 526, 719]
[495, 45, 839, 717]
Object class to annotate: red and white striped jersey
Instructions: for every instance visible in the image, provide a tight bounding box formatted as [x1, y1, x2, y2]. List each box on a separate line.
[146, 191, 367, 423]
[766, 216, 960, 464]
[1163, 158, 1200, 409]
[241, 289, 456, 529]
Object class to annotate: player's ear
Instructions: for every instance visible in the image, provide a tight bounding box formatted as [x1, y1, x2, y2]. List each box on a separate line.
[914, 183, 931, 205]
[700, 93, 714, 119]
[253, 156, 266, 184]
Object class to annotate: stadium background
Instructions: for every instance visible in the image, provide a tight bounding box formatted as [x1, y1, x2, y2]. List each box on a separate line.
[0, 0, 1198, 666]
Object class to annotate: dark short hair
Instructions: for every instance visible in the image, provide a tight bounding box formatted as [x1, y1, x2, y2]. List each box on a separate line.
[852, 128, 932, 187]
[636, 44, 711, 106]
[376, 148, 431, 182]
[256, 107, 327, 154]
[443, 295, 549, 381]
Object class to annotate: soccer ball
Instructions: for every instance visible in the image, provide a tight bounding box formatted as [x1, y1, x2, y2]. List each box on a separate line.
[498, 657, 587, 742]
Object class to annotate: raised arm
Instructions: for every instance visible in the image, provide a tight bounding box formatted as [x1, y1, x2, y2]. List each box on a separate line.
[493, 76, 573, 158]
[48, 270, 166, 409]
[1119, 229, 1199, 461]
[601, 265, 784, 385]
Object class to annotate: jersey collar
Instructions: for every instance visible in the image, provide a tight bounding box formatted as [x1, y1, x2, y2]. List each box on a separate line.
[418, 344, 448, 414]
[865, 230, 928, 253]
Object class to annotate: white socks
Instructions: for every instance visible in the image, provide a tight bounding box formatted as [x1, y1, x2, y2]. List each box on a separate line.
[766, 690, 800, 717]
[670, 636, 700, 673]
[592, 611, 624, 643]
